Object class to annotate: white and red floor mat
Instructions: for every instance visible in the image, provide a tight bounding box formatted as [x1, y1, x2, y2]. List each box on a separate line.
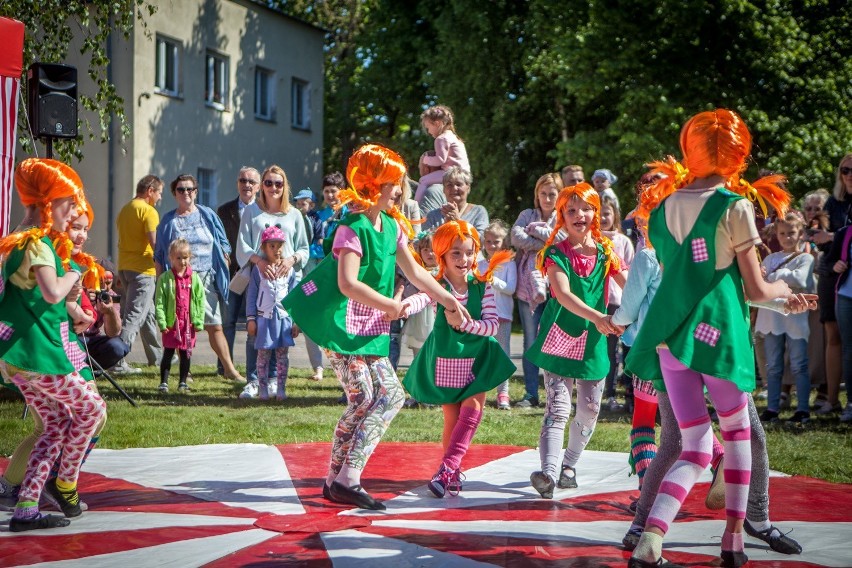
[1, 443, 849, 567]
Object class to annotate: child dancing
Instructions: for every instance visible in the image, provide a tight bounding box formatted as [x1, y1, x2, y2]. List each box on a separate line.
[283, 144, 466, 510]
[0, 159, 106, 531]
[155, 238, 204, 393]
[246, 226, 298, 400]
[625, 109, 814, 568]
[526, 182, 627, 498]
[401, 221, 515, 497]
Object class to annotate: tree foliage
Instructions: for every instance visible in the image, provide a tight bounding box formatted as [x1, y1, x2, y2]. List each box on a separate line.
[0, 0, 156, 162]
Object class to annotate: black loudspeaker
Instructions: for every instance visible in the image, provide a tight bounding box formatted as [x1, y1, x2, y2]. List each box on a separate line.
[27, 63, 78, 139]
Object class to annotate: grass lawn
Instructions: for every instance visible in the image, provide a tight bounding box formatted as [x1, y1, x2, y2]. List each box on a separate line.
[2, 365, 850, 484]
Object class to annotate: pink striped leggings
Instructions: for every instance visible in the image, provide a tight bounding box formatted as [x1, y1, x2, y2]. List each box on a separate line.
[0, 361, 106, 505]
[646, 349, 751, 534]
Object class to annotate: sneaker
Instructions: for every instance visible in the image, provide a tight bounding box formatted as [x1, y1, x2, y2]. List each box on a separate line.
[112, 360, 141, 374]
[608, 396, 622, 412]
[786, 410, 810, 425]
[259, 381, 270, 400]
[39, 485, 88, 513]
[841, 403, 852, 423]
[705, 456, 726, 510]
[239, 381, 259, 399]
[158, 382, 169, 393]
[779, 392, 791, 410]
[403, 397, 420, 409]
[428, 463, 455, 498]
[622, 526, 643, 551]
[815, 400, 842, 415]
[337, 393, 348, 405]
[755, 389, 768, 400]
[267, 381, 278, 397]
[0, 476, 19, 509]
[760, 409, 779, 423]
[530, 471, 555, 499]
[743, 519, 802, 554]
[557, 464, 578, 489]
[515, 394, 539, 408]
[310, 367, 324, 381]
[177, 382, 189, 392]
[448, 468, 465, 496]
[497, 393, 511, 410]
[44, 479, 82, 518]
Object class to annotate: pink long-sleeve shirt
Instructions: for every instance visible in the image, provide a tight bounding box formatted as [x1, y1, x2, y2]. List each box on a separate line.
[421, 131, 470, 172]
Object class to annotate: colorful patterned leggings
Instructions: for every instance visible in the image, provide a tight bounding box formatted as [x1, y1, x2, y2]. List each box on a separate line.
[257, 347, 289, 387]
[539, 372, 604, 480]
[0, 361, 106, 504]
[323, 349, 405, 476]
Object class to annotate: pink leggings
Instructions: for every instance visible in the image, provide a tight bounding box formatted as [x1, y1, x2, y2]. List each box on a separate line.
[647, 349, 751, 533]
[2, 362, 106, 504]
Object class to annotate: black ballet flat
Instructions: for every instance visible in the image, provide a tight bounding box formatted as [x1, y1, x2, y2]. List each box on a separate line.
[721, 550, 749, 567]
[328, 481, 386, 510]
[627, 557, 684, 568]
[9, 513, 71, 532]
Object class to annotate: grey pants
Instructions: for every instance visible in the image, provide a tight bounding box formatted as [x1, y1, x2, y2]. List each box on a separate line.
[633, 393, 769, 528]
[539, 372, 604, 480]
[118, 270, 163, 366]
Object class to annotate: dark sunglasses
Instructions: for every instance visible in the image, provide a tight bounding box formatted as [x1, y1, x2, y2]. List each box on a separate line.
[239, 178, 258, 185]
[263, 180, 284, 189]
[175, 186, 197, 193]
[840, 167, 852, 175]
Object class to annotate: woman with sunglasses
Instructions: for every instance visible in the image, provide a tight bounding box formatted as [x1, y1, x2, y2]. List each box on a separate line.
[154, 174, 244, 382]
[235, 165, 310, 392]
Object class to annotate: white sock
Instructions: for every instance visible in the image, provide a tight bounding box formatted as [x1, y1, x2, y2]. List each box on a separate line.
[633, 531, 663, 562]
[336, 464, 362, 488]
[749, 518, 771, 532]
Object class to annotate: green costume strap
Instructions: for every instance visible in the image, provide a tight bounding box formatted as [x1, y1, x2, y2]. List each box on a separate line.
[402, 276, 514, 404]
[0, 236, 75, 378]
[283, 211, 397, 356]
[625, 189, 754, 393]
[525, 243, 609, 380]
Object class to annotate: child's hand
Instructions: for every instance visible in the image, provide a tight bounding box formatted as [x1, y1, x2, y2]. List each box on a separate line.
[292, 324, 301, 338]
[760, 265, 768, 279]
[532, 290, 546, 305]
[786, 293, 818, 314]
[383, 299, 403, 322]
[594, 314, 620, 336]
[247, 320, 257, 336]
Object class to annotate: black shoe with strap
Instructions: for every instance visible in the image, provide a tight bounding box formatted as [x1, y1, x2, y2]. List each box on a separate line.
[9, 513, 70, 532]
[45, 479, 82, 518]
[744, 519, 803, 554]
[627, 557, 683, 568]
[328, 481, 386, 510]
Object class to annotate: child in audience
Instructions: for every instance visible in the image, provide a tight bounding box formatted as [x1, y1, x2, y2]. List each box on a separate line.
[591, 169, 620, 207]
[246, 226, 298, 400]
[755, 212, 815, 424]
[401, 221, 515, 497]
[416, 105, 470, 203]
[600, 196, 635, 411]
[403, 232, 439, 357]
[478, 220, 517, 409]
[155, 238, 204, 393]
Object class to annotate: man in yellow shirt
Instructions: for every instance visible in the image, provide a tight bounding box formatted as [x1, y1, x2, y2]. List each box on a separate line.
[115, 175, 164, 370]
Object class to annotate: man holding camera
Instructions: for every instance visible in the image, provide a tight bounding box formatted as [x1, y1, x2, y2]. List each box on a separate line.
[81, 270, 130, 371]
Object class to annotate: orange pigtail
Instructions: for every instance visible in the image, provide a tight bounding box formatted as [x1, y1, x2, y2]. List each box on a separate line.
[475, 249, 514, 283]
[732, 174, 790, 218]
[633, 156, 690, 224]
[72, 251, 105, 291]
[51, 232, 75, 270]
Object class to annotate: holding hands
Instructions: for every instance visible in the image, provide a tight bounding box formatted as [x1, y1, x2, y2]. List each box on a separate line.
[594, 314, 624, 336]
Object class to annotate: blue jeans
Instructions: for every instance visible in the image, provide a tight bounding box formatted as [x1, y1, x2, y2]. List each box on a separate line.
[389, 319, 402, 370]
[763, 332, 810, 413]
[221, 289, 246, 374]
[518, 300, 545, 399]
[836, 294, 852, 401]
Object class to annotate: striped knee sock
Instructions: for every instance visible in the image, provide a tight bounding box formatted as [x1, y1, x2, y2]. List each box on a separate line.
[443, 407, 482, 471]
[647, 416, 712, 533]
[629, 426, 657, 489]
[717, 402, 751, 520]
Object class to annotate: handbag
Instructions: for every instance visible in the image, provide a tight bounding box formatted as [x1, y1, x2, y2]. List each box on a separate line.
[228, 262, 252, 294]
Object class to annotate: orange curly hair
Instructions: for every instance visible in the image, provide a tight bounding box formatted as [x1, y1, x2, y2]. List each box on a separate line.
[431, 220, 513, 282]
[536, 182, 620, 276]
[635, 109, 790, 223]
[339, 144, 414, 239]
[0, 158, 88, 267]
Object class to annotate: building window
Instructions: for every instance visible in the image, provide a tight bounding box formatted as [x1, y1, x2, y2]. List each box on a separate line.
[205, 51, 229, 110]
[155, 35, 180, 96]
[291, 78, 310, 130]
[255, 67, 276, 121]
[197, 168, 217, 208]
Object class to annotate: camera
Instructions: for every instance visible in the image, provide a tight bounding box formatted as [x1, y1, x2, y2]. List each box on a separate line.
[99, 291, 113, 304]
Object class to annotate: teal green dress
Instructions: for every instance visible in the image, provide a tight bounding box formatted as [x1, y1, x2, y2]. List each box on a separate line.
[403, 276, 515, 404]
[283, 211, 397, 356]
[625, 189, 755, 393]
[525, 243, 610, 380]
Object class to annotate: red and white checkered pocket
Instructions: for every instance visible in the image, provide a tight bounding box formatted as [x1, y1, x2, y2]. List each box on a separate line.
[691, 237, 709, 263]
[541, 325, 587, 360]
[301, 280, 318, 296]
[0, 321, 13, 341]
[60, 321, 88, 372]
[345, 299, 391, 336]
[435, 357, 475, 389]
[693, 322, 721, 347]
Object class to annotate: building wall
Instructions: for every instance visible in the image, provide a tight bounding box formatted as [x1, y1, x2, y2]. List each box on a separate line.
[12, 0, 324, 262]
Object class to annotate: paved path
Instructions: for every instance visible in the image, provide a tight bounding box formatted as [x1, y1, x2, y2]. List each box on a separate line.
[128, 323, 527, 375]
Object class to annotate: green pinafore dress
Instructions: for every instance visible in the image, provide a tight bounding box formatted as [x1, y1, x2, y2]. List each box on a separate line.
[402, 276, 515, 404]
[525, 243, 610, 380]
[625, 189, 755, 393]
[282, 211, 397, 356]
